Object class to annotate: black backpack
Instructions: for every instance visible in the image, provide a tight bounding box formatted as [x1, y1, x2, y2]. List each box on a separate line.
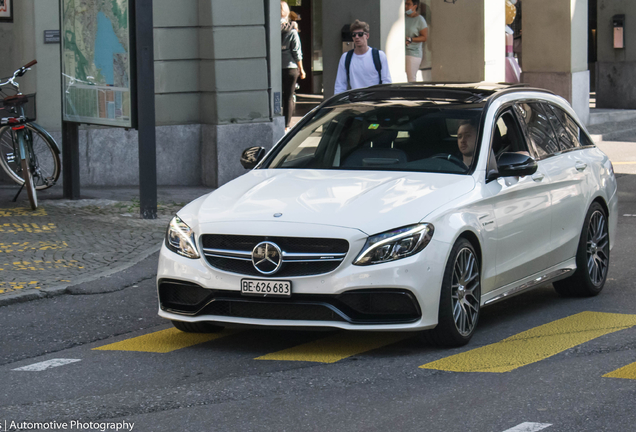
[345, 48, 383, 90]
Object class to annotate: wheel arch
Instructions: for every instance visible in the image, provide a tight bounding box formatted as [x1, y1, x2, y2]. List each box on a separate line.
[457, 230, 483, 270]
[441, 226, 484, 273]
[592, 195, 609, 218]
[590, 195, 612, 250]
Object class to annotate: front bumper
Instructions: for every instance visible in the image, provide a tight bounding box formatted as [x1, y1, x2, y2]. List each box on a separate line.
[159, 279, 422, 324]
[157, 228, 450, 331]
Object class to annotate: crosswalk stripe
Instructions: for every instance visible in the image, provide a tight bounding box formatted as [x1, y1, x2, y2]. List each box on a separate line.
[502, 422, 552, 432]
[603, 361, 636, 380]
[93, 328, 238, 353]
[420, 312, 636, 373]
[13, 359, 81, 371]
[255, 331, 412, 363]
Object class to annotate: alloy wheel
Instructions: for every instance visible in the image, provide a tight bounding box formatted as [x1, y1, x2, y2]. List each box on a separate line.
[451, 247, 480, 336]
[587, 210, 609, 286]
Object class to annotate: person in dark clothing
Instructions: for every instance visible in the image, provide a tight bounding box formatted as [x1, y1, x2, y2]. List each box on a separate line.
[281, 1, 305, 132]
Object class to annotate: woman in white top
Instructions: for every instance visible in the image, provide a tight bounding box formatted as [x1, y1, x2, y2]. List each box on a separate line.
[405, 0, 428, 83]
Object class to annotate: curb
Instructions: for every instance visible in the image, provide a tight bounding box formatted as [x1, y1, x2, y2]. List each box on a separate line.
[590, 128, 636, 143]
[0, 243, 162, 308]
[588, 110, 636, 126]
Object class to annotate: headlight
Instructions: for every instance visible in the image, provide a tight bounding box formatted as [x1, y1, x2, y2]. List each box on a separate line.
[354, 224, 434, 266]
[165, 216, 200, 259]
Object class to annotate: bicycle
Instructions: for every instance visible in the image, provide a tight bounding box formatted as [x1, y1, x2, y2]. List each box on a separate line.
[0, 60, 61, 210]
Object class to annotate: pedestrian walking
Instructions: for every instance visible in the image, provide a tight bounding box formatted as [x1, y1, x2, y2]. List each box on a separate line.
[281, 1, 305, 132]
[334, 20, 392, 95]
[405, 0, 428, 83]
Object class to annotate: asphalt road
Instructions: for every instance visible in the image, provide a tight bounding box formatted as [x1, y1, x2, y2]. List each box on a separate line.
[0, 176, 635, 432]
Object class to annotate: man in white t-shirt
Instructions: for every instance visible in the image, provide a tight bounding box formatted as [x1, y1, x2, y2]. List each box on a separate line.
[334, 20, 392, 95]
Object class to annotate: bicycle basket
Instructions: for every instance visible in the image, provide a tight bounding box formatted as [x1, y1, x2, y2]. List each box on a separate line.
[0, 93, 36, 122]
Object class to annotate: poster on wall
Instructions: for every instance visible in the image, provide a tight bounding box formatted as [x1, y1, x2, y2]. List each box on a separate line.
[0, 0, 13, 22]
[60, 0, 135, 128]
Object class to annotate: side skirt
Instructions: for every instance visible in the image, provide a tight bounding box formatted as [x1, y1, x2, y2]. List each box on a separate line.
[482, 258, 576, 306]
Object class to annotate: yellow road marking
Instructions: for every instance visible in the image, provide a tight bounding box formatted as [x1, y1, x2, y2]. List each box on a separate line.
[0, 241, 68, 253]
[93, 327, 238, 353]
[0, 259, 83, 272]
[604, 361, 636, 380]
[0, 208, 48, 217]
[420, 312, 636, 373]
[0, 281, 41, 291]
[256, 332, 413, 363]
[0, 222, 56, 234]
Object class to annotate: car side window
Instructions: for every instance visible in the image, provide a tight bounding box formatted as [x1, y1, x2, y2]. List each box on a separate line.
[488, 109, 529, 172]
[546, 104, 592, 149]
[492, 111, 529, 155]
[515, 102, 560, 158]
[543, 103, 576, 151]
[579, 130, 595, 147]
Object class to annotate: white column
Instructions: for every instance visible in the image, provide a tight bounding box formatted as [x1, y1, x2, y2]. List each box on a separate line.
[430, 0, 505, 83]
[380, 0, 407, 84]
[521, 0, 590, 124]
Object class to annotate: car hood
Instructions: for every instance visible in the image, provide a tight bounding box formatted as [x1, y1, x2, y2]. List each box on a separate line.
[190, 170, 475, 235]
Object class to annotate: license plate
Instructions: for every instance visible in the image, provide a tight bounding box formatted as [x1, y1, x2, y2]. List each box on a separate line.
[241, 279, 292, 297]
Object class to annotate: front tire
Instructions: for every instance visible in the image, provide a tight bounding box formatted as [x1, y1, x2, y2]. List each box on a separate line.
[423, 238, 481, 347]
[553, 202, 609, 297]
[171, 320, 224, 333]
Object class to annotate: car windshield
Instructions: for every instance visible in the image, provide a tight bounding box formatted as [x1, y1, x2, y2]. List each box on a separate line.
[262, 100, 485, 174]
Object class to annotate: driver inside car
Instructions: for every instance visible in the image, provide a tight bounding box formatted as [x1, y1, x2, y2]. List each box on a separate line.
[457, 120, 477, 167]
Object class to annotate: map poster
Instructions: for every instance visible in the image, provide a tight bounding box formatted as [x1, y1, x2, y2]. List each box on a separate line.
[61, 0, 135, 128]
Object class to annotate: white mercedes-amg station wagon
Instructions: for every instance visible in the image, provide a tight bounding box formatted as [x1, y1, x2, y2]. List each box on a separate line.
[157, 83, 617, 347]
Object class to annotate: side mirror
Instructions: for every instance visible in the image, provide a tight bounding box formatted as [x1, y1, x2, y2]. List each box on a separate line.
[489, 152, 538, 180]
[240, 146, 266, 169]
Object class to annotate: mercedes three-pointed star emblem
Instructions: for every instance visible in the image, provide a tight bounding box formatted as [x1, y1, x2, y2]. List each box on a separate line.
[252, 241, 283, 275]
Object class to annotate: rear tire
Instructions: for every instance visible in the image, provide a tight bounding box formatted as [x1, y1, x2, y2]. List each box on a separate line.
[423, 238, 481, 347]
[553, 202, 609, 297]
[21, 154, 37, 210]
[171, 320, 224, 333]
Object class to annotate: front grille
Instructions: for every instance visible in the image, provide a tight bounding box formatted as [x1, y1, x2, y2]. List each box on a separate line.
[205, 256, 342, 277]
[201, 235, 349, 253]
[200, 234, 350, 277]
[158, 280, 421, 324]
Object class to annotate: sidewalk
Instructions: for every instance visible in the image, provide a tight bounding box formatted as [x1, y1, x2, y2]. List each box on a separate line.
[0, 185, 211, 306]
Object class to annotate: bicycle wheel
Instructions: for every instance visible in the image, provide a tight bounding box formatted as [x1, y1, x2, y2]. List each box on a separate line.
[21, 150, 38, 210]
[0, 123, 60, 189]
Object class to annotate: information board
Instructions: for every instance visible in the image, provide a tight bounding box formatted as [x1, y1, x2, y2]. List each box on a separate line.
[61, 0, 135, 127]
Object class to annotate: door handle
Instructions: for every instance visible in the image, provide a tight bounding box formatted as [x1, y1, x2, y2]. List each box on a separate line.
[531, 173, 545, 182]
[575, 162, 587, 171]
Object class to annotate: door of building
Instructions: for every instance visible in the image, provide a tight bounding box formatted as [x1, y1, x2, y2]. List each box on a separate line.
[289, 0, 314, 94]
